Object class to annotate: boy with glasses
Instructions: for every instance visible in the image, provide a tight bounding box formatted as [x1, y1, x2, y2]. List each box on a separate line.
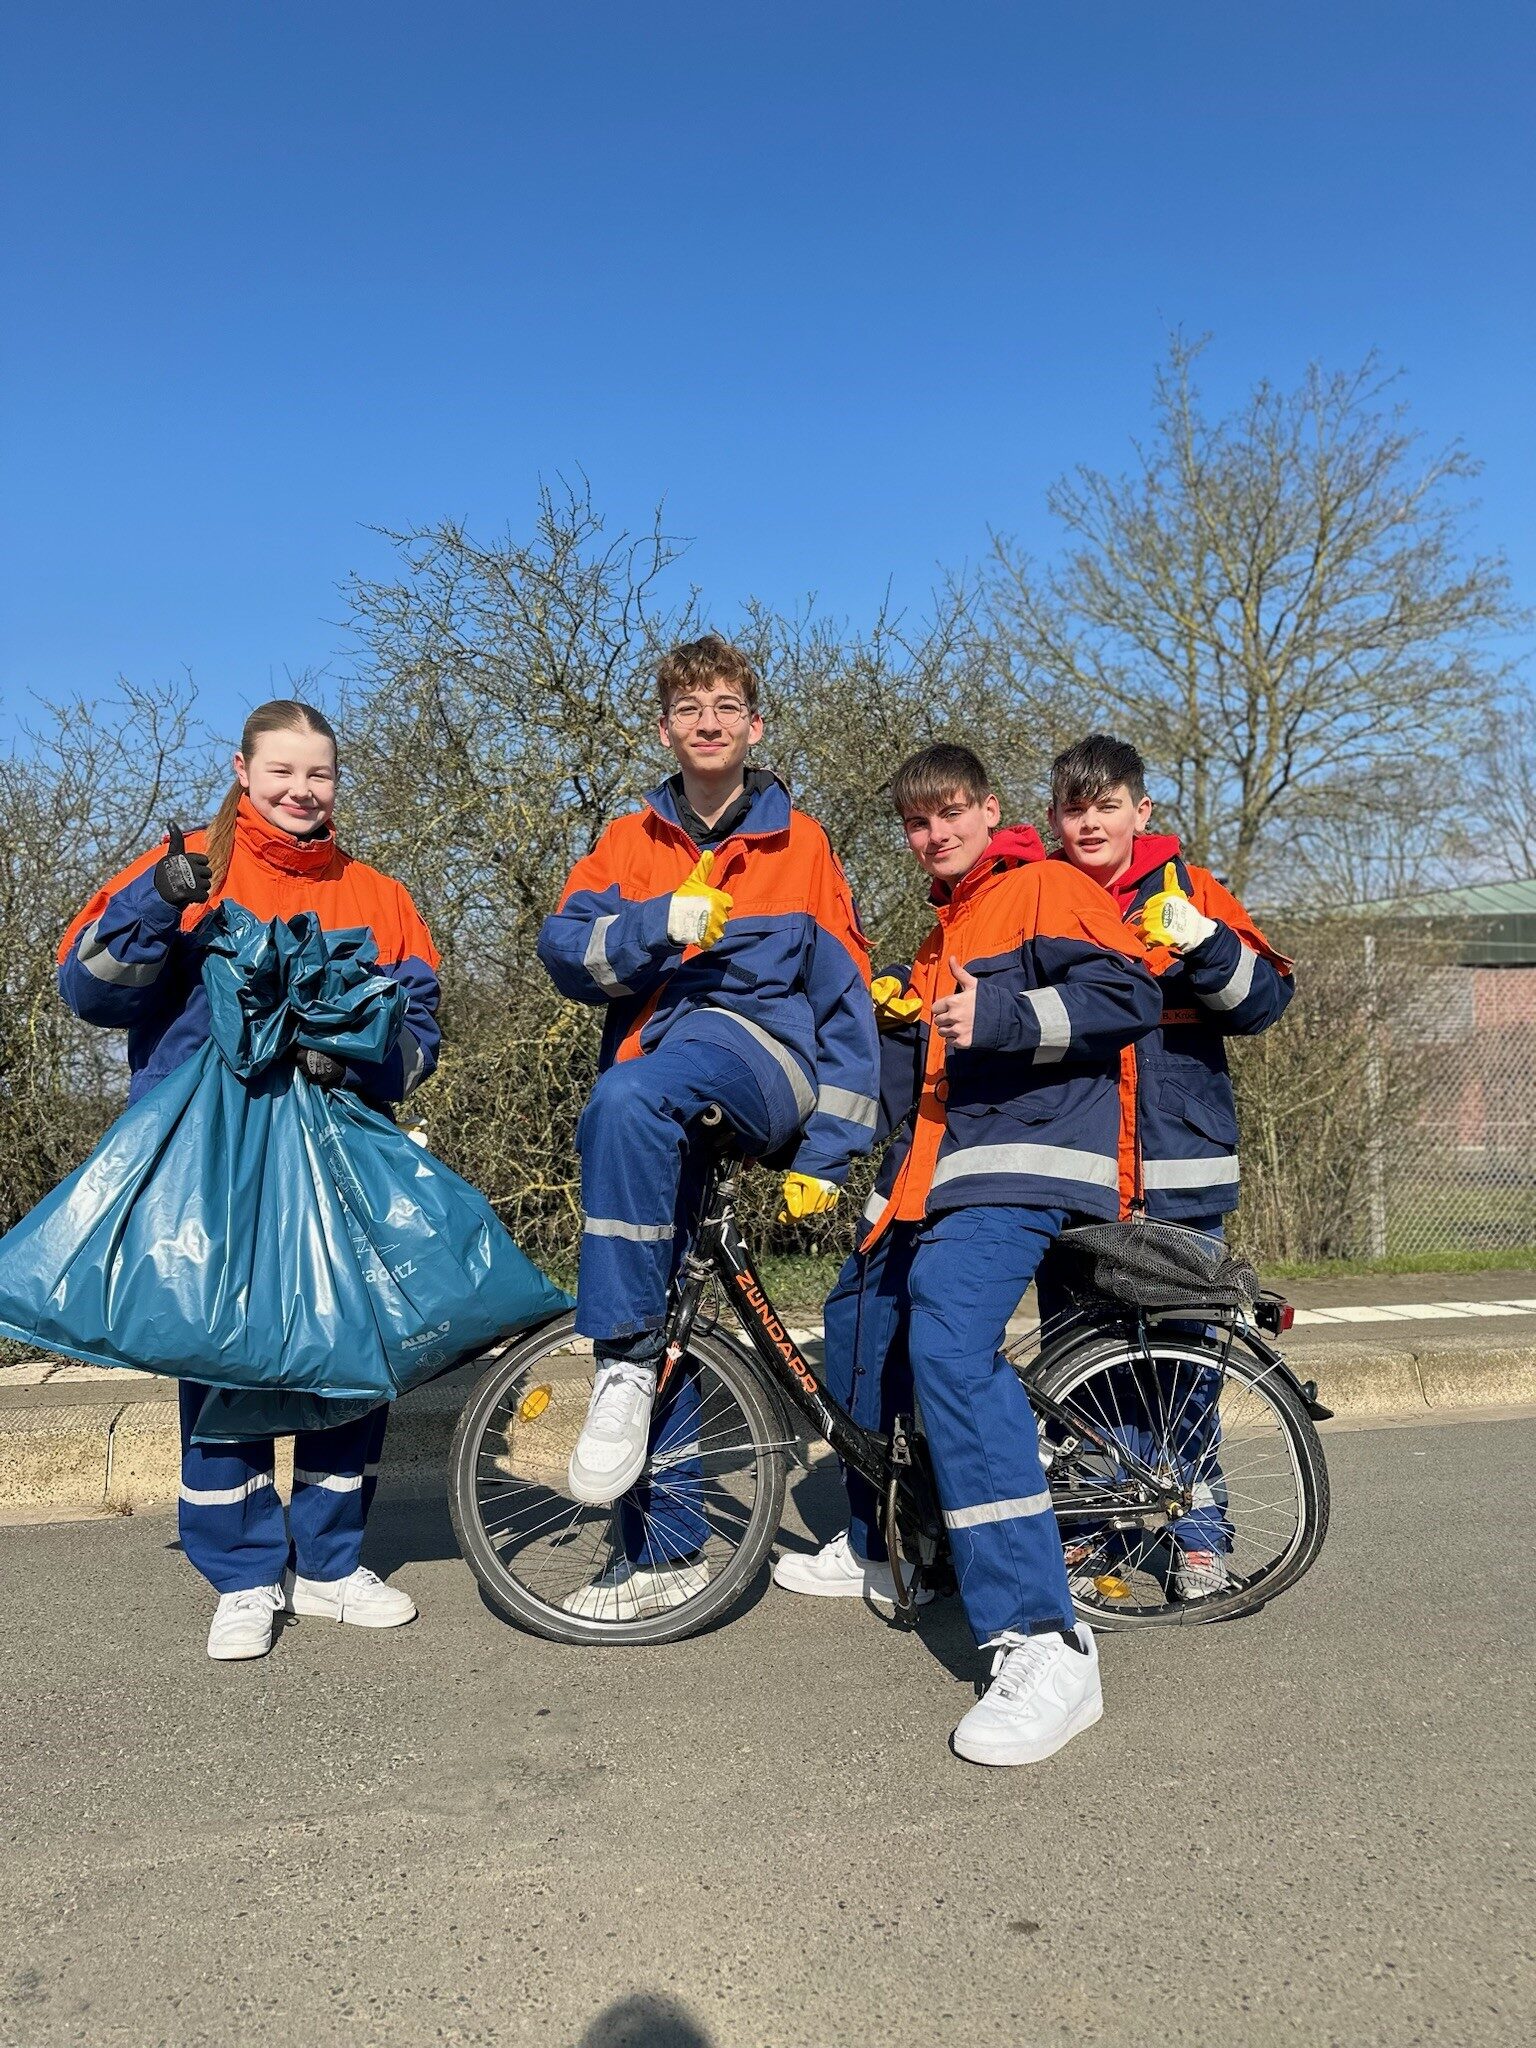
[537, 635, 878, 1617]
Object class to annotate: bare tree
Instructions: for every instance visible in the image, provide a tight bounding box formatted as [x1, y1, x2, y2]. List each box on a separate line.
[0, 678, 218, 1231]
[1463, 689, 1536, 882]
[984, 338, 1520, 898]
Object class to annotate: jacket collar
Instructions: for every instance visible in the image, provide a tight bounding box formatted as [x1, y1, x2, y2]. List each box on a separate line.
[644, 767, 791, 843]
[232, 795, 340, 879]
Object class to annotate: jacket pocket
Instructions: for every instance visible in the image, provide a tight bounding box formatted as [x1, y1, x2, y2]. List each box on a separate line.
[1159, 1078, 1238, 1148]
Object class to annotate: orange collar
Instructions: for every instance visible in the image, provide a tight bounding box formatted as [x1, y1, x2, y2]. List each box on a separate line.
[233, 796, 339, 879]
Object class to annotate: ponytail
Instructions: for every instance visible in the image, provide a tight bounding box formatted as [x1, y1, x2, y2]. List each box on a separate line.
[204, 781, 244, 895]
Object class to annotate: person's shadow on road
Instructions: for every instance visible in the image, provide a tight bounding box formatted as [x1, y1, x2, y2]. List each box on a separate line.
[580, 1992, 715, 2047]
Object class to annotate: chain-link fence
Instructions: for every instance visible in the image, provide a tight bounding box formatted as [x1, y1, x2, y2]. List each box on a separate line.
[1232, 913, 1536, 1265]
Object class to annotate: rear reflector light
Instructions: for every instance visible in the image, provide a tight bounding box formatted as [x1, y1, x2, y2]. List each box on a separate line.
[1278, 1303, 1295, 1332]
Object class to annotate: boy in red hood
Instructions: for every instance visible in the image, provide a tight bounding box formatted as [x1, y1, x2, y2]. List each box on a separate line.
[774, 743, 1162, 1767]
[1044, 732, 1294, 1600]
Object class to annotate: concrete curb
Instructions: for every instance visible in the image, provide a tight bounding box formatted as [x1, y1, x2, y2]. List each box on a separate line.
[2, 1328, 1534, 1520]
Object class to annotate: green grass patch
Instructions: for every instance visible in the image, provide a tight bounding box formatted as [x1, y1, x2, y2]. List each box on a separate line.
[1262, 1244, 1536, 1281]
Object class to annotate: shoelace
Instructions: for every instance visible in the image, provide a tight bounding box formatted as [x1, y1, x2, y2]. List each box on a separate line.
[589, 1362, 655, 1431]
[225, 1587, 279, 1616]
[987, 1634, 1060, 1701]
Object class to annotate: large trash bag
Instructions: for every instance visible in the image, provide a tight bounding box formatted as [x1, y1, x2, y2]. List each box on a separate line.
[0, 904, 571, 1416]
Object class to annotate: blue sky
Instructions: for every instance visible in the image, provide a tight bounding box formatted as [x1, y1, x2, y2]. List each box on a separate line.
[3, 1, 1532, 742]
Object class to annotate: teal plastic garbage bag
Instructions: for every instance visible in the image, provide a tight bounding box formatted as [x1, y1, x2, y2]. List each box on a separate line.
[0, 904, 571, 1407]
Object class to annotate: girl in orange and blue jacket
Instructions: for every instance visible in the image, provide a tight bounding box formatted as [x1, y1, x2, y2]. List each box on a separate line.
[57, 699, 440, 1661]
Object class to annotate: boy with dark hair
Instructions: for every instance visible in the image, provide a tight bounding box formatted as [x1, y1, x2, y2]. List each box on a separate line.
[538, 634, 879, 1619]
[776, 741, 1162, 1766]
[1045, 731, 1294, 1598]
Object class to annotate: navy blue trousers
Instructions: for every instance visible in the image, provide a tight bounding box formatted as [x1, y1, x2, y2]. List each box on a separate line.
[822, 1206, 1077, 1646]
[177, 1382, 388, 1594]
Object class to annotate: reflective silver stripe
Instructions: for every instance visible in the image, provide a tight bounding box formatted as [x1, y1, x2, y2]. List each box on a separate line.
[1141, 1154, 1240, 1189]
[76, 918, 165, 988]
[930, 1140, 1117, 1192]
[398, 1023, 426, 1096]
[816, 1086, 878, 1130]
[293, 1468, 363, 1493]
[705, 1007, 816, 1123]
[178, 1471, 275, 1508]
[1025, 985, 1071, 1064]
[944, 1490, 1053, 1531]
[862, 1187, 889, 1226]
[1204, 944, 1258, 1012]
[583, 1216, 675, 1242]
[584, 914, 632, 996]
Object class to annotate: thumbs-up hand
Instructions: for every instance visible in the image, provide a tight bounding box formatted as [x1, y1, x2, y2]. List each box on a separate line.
[1139, 861, 1216, 954]
[932, 956, 980, 1049]
[152, 820, 213, 907]
[667, 849, 734, 950]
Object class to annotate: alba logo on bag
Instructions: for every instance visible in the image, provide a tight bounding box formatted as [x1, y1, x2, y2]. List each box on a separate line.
[401, 1319, 453, 1352]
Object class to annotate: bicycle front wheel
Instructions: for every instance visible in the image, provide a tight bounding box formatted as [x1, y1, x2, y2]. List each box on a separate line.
[1032, 1324, 1330, 1629]
[448, 1312, 789, 1646]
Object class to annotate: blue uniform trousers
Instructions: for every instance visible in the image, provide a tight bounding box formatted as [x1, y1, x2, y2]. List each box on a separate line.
[821, 1231, 914, 1564]
[1036, 1215, 1231, 1554]
[824, 1205, 1077, 1646]
[177, 1381, 389, 1594]
[575, 1012, 805, 1567]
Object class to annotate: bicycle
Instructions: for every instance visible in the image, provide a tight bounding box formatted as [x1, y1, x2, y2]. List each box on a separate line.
[449, 1106, 1332, 1644]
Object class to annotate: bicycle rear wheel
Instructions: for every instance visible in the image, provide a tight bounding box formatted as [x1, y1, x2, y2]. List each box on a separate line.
[1032, 1323, 1330, 1629]
[448, 1312, 788, 1645]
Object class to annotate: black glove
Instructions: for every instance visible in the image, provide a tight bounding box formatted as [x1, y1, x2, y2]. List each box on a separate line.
[152, 822, 213, 907]
[295, 1048, 348, 1089]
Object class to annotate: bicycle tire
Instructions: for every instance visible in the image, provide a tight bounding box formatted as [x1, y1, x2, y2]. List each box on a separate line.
[1031, 1324, 1331, 1630]
[448, 1311, 788, 1646]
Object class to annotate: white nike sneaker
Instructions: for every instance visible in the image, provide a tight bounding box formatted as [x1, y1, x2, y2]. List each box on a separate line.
[1171, 1549, 1230, 1602]
[951, 1624, 1102, 1767]
[561, 1558, 710, 1621]
[772, 1530, 934, 1608]
[207, 1583, 284, 1662]
[567, 1358, 658, 1504]
[286, 1566, 417, 1629]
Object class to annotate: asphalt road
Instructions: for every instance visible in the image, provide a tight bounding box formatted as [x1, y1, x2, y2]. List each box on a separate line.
[1, 1418, 1531, 2048]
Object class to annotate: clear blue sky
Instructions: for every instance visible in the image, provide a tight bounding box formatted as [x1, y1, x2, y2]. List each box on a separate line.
[3, 1, 1532, 741]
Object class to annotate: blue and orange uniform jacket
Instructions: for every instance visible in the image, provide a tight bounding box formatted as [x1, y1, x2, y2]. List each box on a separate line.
[58, 797, 441, 1107]
[537, 774, 879, 1184]
[861, 826, 1162, 1243]
[1065, 834, 1294, 1222]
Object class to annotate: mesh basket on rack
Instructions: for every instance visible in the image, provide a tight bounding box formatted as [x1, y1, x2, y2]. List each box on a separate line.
[1051, 1218, 1261, 1313]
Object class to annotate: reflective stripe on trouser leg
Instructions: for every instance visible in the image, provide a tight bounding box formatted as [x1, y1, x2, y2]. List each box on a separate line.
[288, 1403, 391, 1583]
[572, 1016, 803, 1346]
[905, 1205, 1077, 1644]
[177, 1381, 288, 1594]
[820, 1231, 917, 1563]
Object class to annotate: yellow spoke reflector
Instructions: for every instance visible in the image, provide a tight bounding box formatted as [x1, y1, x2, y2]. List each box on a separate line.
[518, 1383, 553, 1423]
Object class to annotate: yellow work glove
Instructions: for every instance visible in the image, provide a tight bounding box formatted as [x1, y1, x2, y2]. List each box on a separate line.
[870, 972, 923, 1031]
[1139, 862, 1217, 955]
[667, 851, 733, 951]
[778, 1171, 841, 1223]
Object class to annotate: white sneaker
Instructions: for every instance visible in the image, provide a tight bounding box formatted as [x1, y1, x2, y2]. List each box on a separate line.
[1172, 1549, 1230, 1602]
[561, 1558, 710, 1621]
[286, 1566, 417, 1629]
[207, 1583, 283, 1662]
[952, 1624, 1102, 1767]
[772, 1530, 934, 1608]
[567, 1358, 657, 1504]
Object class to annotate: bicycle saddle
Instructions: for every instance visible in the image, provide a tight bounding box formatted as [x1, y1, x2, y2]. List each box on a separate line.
[692, 1103, 801, 1173]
